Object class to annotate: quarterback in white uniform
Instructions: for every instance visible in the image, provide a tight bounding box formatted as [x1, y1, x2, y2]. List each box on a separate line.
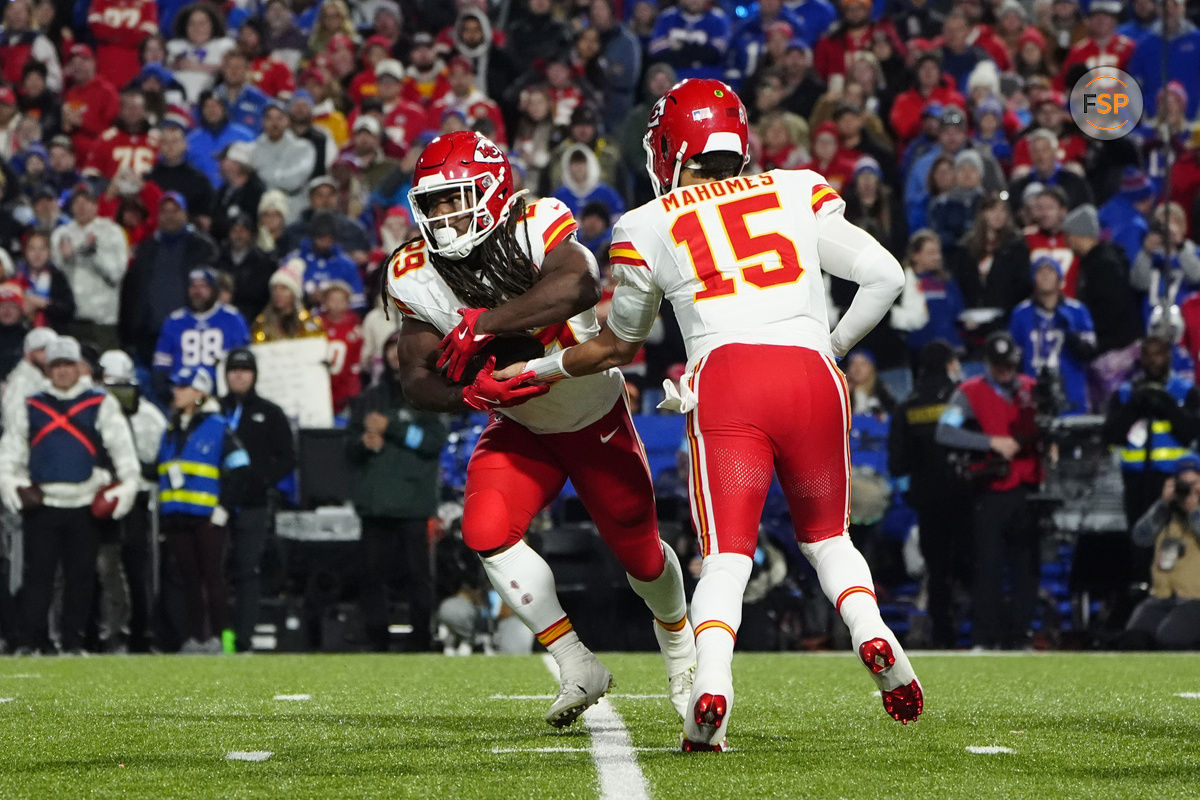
[387, 131, 695, 730]
[503, 80, 924, 750]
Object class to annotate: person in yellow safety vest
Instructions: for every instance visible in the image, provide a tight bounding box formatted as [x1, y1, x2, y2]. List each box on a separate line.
[156, 365, 250, 654]
[1103, 334, 1200, 538]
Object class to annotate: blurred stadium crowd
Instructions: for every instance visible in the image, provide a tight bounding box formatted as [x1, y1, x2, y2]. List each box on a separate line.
[0, 0, 1199, 654]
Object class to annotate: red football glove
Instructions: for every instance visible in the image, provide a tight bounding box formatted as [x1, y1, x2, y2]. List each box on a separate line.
[438, 307, 494, 382]
[461, 357, 549, 410]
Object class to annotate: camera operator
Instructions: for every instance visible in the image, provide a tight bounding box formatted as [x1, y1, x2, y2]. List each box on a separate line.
[1120, 456, 1200, 649]
[936, 331, 1044, 650]
[889, 340, 970, 648]
[1103, 334, 1200, 533]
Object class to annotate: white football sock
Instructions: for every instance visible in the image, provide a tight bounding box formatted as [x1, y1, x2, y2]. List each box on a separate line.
[627, 542, 692, 661]
[481, 540, 584, 661]
[800, 534, 887, 645]
[689, 553, 752, 690]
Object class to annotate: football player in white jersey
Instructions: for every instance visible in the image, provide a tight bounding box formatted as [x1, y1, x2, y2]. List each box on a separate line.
[500, 80, 924, 750]
[386, 131, 695, 729]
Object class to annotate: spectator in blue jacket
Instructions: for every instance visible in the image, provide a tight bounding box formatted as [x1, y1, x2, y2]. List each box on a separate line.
[727, 0, 807, 83]
[214, 49, 270, 135]
[152, 267, 251, 405]
[648, 0, 732, 81]
[185, 90, 255, 188]
[1009, 256, 1097, 415]
[905, 229, 965, 354]
[289, 212, 366, 311]
[157, 366, 250, 654]
[1099, 167, 1156, 264]
[1127, 0, 1200, 119]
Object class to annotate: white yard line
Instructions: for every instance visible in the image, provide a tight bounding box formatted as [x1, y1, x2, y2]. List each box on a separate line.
[966, 745, 1015, 755]
[1174, 692, 1200, 699]
[540, 654, 650, 800]
[226, 751, 273, 762]
[273, 694, 311, 701]
[490, 693, 667, 700]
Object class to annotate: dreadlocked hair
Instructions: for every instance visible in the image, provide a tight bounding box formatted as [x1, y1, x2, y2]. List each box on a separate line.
[423, 196, 538, 309]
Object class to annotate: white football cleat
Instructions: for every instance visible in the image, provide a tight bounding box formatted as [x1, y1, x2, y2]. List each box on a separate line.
[545, 650, 613, 728]
[654, 617, 697, 720]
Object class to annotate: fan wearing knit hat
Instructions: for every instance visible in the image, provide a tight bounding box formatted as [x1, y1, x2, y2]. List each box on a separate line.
[251, 259, 326, 342]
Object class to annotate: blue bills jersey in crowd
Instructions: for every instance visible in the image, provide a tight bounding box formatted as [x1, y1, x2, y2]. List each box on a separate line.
[153, 303, 251, 383]
[291, 239, 366, 311]
[1009, 298, 1096, 415]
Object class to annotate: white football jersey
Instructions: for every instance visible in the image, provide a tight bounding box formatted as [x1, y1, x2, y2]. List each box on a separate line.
[609, 169, 845, 368]
[386, 197, 624, 434]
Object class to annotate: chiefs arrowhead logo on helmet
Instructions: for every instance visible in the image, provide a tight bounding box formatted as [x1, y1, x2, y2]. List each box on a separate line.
[642, 79, 749, 198]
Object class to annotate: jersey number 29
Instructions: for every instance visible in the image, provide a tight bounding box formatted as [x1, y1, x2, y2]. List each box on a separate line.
[671, 191, 804, 302]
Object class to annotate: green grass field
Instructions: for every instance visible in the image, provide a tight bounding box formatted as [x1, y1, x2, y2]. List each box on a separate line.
[1, 651, 1199, 799]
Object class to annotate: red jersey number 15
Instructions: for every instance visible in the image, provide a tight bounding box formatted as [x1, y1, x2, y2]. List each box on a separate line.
[671, 191, 804, 302]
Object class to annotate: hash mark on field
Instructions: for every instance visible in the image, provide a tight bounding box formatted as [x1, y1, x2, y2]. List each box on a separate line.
[1174, 692, 1200, 699]
[0, 697, 13, 703]
[273, 694, 312, 701]
[541, 654, 649, 800]
[1, 674, 41, 679]
[966, 746, 1015, 755]
[226, 751, 273, 762]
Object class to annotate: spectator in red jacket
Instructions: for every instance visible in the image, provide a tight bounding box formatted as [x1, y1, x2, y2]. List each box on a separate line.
[84, 87, 159, 181]
[318, 281, 364, 416]
[813, 0, 903, 89]
[801, 120, 856, 191]
[889, 51, 966, 145]
[0, 0, 61, 92]
[61, 44, 119, 166]
[236, 17, 295, 98]
[87, 0, 159, 90]
[1054, 0, 1134, 90]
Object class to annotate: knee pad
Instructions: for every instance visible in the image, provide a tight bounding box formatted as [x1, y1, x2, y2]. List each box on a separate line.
[461, 489, 518, 553]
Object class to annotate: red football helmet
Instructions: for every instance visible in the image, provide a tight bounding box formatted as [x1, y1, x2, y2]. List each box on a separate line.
[643, 79, 749, 197]
[407, 131, 522, 260]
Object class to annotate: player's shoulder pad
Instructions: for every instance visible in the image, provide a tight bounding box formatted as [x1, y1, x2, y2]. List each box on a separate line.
[384, 238, 436, 315]
[523, 197, 578, 254]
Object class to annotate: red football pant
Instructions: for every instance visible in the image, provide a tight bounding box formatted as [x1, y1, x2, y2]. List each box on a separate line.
[684, 344, 851, 558]
[462, 397, 665, 582]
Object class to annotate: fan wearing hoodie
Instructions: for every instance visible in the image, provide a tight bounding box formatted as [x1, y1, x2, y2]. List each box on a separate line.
[185, 91, 255, 188]
[552, 146, 625, 222]
[441, 7, 517, 109]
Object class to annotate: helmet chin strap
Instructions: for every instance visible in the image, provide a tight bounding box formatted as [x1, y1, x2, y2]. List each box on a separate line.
[669, 139, 689, 194]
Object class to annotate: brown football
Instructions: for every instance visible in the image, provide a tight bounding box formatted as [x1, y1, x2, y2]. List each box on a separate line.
[91, 482, 121, 519]
[458, 333, 546, 385]
[17, 484, 43, 511]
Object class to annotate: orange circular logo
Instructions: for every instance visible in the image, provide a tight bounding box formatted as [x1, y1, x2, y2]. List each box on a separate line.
[1069, 67, 1143, 141]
